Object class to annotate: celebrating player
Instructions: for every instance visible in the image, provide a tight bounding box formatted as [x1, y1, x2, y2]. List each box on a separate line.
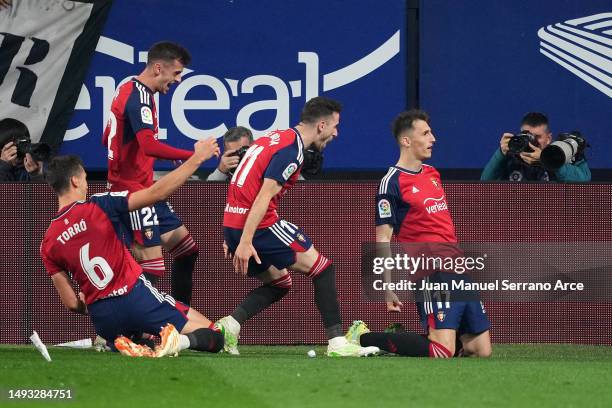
[216, 96, 379, 357]
[346, 110, 492, 358]
[102, 41, 199, 304]
[40, 140, 223, 357]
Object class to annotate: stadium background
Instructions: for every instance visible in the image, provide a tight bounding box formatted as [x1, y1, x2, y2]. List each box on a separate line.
[1, 0, 611, 346]
[2, 182, 611, 345]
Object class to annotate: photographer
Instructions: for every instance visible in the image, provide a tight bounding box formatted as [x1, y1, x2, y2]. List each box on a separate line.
[0, 118, 47, 182]
[480, 112, 590, 182]
[206, 126, 253, 181]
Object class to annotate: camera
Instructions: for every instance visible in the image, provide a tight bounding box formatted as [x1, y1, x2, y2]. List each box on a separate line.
[227, 145, 250, 177]
[15, 137, 52, 162]
[229, 145, 249, 162]
[302, 147, 323, 176]
[508, 131, 537, 154]
[540, 131, 588, 171]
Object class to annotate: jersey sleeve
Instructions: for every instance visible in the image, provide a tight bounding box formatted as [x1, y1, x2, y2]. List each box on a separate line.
[264, 145, 302, 186]
[125, 90, 155, 134]
[90, 191, 130, 219]
[40, 239, 64, 276]
[375, 173, 400, 227]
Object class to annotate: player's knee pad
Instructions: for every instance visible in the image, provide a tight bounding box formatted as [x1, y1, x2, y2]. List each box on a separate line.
[170, 234, 199, 259]
[307, 254, 332, 279]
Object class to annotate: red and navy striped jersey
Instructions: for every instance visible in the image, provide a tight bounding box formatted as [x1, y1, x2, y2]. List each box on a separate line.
[40, 192, 142, 305]
[102, 78, 157, 193]
[375, 164, 458, 243]
[224, 128, 304, 229]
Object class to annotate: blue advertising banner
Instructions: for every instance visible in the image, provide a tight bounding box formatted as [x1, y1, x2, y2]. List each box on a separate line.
[420, 1, 611, 170]
[60, 0, 408, 170]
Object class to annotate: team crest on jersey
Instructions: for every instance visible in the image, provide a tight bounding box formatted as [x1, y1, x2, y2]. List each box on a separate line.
[141, 106, 153, 125]
[431, 178, 440, 189]
[268, 132, 281, 146]
[282, 163, 298, 180]
[144, 228, 154, 240]
[437, 311, 446, 322]
[378, 199, 392, 218]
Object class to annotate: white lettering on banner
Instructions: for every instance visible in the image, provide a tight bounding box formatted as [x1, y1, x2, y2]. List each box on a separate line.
[65, 30, 401, 141]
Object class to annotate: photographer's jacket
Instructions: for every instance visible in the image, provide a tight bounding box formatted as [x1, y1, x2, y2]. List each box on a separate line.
[480, 148, 591, 182]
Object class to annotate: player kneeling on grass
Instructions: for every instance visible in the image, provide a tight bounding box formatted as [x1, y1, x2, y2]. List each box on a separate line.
[40, 140, 224, 358]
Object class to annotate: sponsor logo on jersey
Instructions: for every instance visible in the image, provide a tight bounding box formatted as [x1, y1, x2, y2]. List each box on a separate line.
[141, 106, 153, 124]
[225, 203, 249, 214]
[412, 185, 419, 193]
[437, 311, 446, 322]
[423, 196, 448, 214]
[378, 198, 392, 218]
[144, 228, 154, 240]
[282, 163, 298, 180]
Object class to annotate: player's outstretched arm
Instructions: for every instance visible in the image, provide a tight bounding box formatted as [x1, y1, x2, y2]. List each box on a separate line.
[233, 178, 283, 275]
[50, 272, 88, 315]
[128, 139, 220, 212]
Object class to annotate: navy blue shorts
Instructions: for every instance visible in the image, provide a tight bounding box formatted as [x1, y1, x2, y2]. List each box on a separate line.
[126, 200, 183, 247]
[224, 220, 313, 276]
[88, 275, 189, 344]
[416, 272, 490, 336]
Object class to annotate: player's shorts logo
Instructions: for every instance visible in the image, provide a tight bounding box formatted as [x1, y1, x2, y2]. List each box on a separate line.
[378, 199, 392, 218]
[141, 106, 153, 125]
[296, 233, 306, 243]
[437, 311, 446, 322]
[282, 163, 298, 180]
[144, 228, 154, 240]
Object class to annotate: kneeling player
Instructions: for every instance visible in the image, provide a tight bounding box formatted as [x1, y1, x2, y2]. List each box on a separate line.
[346, 110, 492, 358]
[40, 140, 223, 357]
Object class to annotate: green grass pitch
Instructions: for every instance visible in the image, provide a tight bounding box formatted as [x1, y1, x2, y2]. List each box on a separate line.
[1, 344, 612, 407]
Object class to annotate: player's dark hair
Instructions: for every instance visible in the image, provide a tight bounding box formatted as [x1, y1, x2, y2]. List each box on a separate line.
[391, 109, 430, 141]
[147, 41, 191, 66]
[223, 126, 254, 147]
[0, 118, 30, 148]
[46, 155, 84, 194]
[521, 112, 549, 130]
[300, 96, 342, 124]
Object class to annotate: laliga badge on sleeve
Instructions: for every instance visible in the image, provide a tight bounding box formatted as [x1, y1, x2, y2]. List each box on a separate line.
[282, 163, 298, 180]
[141, 106, 153, 125]
[30, 331, 52, 362]
[378, 199, 392, 218]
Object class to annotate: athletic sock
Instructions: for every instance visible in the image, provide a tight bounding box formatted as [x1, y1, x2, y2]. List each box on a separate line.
[169, 235, 199, 305]
[140, 258, 165, 285]
[310, 262, 343, 339]
[185, 328, 224, 353]
[360, 332, 452, 358]
[231, 274, 292, 324]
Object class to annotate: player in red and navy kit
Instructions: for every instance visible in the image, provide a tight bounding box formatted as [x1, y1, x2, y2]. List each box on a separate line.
[102, 42, 199, 305]
[40, 140, 223, 357]
[216, 97, 378, 357]
[346, 110, 492, 358]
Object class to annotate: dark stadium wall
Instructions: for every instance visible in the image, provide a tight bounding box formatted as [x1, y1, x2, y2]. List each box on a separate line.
[3, 182, 611, 345]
